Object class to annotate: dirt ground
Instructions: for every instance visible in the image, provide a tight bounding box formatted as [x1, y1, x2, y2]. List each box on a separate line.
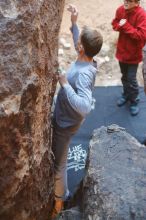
[59, 0, 144, 87]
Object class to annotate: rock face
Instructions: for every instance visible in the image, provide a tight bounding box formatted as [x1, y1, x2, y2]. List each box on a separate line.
[0, 1, 64, 219]
[83, 125, 146, 220]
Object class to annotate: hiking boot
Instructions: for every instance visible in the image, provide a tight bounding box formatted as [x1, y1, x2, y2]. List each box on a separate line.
[117, 96, 128, 107]
[130, 104, 139, 116]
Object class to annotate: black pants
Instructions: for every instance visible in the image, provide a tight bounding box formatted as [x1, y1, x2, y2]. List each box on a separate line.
[119, 62, 139, 103]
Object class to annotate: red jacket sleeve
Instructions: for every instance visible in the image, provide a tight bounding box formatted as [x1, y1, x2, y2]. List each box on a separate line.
[121, 13, 146, 41]
[112, 9, 121, 32]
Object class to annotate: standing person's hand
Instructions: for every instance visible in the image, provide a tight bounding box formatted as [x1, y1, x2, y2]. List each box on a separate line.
[119, 19, 126, 26]
[67, 4, 78, 24]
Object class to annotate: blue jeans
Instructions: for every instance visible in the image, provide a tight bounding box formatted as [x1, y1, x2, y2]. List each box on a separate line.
[119, 62, 139, 103]
[52, 121, 80, 200]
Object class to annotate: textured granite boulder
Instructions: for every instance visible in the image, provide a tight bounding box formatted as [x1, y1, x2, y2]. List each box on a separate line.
[0, 0, 64, 219]
[83, 125, 146, 220]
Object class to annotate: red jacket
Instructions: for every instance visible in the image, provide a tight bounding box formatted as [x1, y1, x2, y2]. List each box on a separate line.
[112, 5, 146, 64]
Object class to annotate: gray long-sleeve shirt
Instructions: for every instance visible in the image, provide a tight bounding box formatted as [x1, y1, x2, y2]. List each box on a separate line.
[54, 24, 97, 128]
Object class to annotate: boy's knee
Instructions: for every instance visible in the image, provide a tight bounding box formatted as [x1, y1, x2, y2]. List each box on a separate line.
[54, 163, 66, 173]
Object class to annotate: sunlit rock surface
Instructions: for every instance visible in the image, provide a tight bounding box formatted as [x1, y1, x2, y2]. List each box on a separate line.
[0, 0, 64, 219]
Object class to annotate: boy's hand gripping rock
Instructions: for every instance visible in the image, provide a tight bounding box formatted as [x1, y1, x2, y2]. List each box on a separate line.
[67, 4, 78, 24]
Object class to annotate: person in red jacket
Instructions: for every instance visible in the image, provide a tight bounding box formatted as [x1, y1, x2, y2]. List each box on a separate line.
[112, 0, 146, 116]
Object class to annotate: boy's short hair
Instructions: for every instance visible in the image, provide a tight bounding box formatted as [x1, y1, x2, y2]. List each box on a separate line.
[81, 26, 103, 58]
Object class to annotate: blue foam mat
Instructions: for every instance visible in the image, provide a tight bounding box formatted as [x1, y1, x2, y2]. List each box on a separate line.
[67, 86, 146, 193]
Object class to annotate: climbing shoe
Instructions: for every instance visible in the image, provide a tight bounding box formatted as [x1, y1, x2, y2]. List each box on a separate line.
[51, 200, 64, 219]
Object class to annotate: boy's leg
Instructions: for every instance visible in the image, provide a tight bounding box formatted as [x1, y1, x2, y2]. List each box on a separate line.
[51, 124, 74, 218]
[51, 122, 79, 218]
[52, 127, 72, 201]
[52, 122, 79, 201]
